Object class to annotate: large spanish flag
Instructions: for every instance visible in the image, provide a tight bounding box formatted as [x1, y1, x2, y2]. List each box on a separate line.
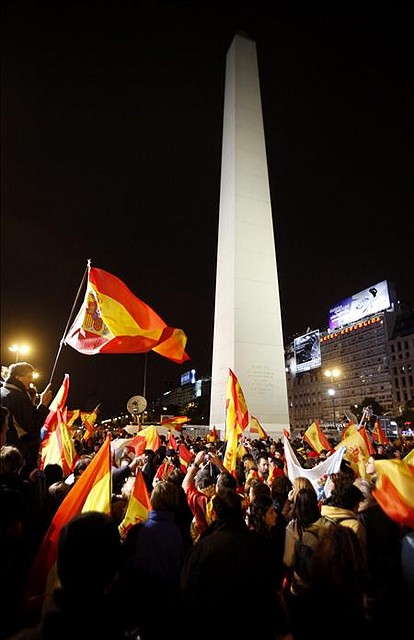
[24, 435, 112, 619]
[65, 264, 190, 364]
[373, 458, 414, 527]
[225, 369, 249, 440]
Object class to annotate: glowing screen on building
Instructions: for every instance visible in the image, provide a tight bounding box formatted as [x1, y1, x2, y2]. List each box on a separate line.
[294, 330, 321, 373]
[329, 280, 391, 330]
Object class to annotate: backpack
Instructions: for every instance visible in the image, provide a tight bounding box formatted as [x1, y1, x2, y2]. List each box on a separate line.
[291, 516, 337, 595]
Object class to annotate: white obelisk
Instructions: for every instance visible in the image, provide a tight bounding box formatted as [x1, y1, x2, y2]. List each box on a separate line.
[209, 33, 290, 439]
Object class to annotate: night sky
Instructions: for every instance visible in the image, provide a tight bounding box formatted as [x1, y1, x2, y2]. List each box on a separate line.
[2, 2, 413, 419]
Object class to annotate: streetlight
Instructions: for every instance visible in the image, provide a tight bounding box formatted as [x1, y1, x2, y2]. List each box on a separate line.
[9, 343, 30, 363]
[324, 368, 340, 427]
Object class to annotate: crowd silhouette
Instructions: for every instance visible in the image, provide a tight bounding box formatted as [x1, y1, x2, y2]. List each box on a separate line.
[1, 362, 413, 640]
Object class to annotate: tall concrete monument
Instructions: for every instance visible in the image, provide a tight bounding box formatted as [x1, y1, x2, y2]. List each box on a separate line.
[209, 33, 290, 438]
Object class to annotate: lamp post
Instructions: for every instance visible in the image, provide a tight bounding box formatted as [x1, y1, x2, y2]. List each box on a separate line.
[9, 343, 30, 363]
[324, 368, 340, 428]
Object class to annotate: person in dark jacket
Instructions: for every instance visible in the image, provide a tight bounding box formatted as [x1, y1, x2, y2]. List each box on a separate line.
[119, 480, 185, 639]
[1, 362, 53, 477]
[179, 488, 293, 640]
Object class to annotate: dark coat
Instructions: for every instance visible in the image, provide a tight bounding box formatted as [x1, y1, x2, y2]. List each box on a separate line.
[179, 516, 289, 639]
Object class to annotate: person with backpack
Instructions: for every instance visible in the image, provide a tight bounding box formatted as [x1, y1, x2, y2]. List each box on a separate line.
[282, 486, 325, 639]
[320, 474, 366, 549]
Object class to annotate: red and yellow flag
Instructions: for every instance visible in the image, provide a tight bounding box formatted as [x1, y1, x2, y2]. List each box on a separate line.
[161, 415, 190, 431]
[206, 426, 219, 443]
[82, 404, 100, 442]
[67, 409, 81, 427]
[225, 369, 249, 440]
[372, 420, 390, 446]
[126, 425, 161, 457]
[403, 447, 414, 466]
[223, 422, 240, 476]
[341, 421, 358, 440]
[303, 420, 332, 453]
[178, 442, 195, 474]
[43, 374, 70, 433]
[65, 264, 190, 364]
[118, 469, 152, 541]
[248, 416, 268, 440]
[40, 408, 79, 476]
[335, 429, 370, 478]
[359, 425, 376, 455]
[24, 435, 112, 618]
[373, 458, 414, 527]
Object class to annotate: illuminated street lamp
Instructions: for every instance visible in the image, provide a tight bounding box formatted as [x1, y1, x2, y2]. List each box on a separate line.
[9, 343, 30, 363]
[324, 368, 341, 427]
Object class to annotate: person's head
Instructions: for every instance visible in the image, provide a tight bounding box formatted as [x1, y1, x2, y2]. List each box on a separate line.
[292, 476, 314, 500]
[326, 479, 364, 513]
[142, 449, 155, 465]
[211, 488, 244, 522]
[257, 455, 269, 478]
[150, 480, 179, 511]
[248, 478, 271, 504]
[43, 463, 64, 487]
[353, 477, 376, 510]
[216, 470, 237, 494]
[195, 467, 216, 498]
[73, 455, 93, 481]
[48, 480, 71, 511]
[293, 487, 320, 532]
[5, 362, 36, 391]
[270, 474, 292, 505]
[248, 495, 277, 534]
[0, 445, 25, 475]
[242, 454, 257, 472]
[57, 511, 121, 595]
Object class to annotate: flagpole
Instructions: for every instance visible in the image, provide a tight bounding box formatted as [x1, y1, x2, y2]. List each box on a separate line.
[48, 260, 90, 385]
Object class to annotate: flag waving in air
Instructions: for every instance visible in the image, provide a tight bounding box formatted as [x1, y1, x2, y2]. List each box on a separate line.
[373, 458, 414, 527]
[118, 469, 152, 541]
[224, 370, 249, 475]
[43, 373, 70, 433]
[303, 420, 332, 453]
[24, 435, 112, 619]
[225, 369, 249, 440]
[65, 262, 190, 364]
[161, 415, 190, 431]
[40, 407, 78, 476]
[82, 404, 100, 442]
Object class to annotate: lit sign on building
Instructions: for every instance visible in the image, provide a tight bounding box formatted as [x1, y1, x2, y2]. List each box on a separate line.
[293, 330, 321, 373]
[181, 369, 196, 386]
[329, 280, 391, 330]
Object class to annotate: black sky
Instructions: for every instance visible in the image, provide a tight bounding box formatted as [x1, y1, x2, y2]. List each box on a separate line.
[2, 2, 413, 419]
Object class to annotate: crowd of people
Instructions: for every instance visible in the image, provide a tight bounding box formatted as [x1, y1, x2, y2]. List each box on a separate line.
[1, 361, 413, 639]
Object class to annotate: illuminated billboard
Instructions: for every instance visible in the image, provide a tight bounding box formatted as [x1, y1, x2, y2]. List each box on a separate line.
[294, 330, 321, 373]
[181, 369, 196, 386]
[329, 280, 391, 330]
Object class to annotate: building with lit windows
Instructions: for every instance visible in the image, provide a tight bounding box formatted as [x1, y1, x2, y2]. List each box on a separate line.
[151, 280, 413, 432]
